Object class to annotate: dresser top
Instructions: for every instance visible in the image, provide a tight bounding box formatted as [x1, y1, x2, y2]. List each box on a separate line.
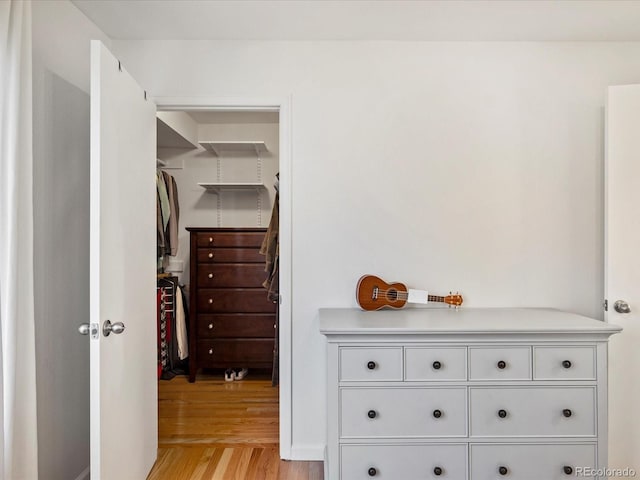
[185, 227, 266, 232]
[319, 307, 622, 337]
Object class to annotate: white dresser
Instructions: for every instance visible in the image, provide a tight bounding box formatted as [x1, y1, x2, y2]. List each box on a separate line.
[319, 308, 621, 480]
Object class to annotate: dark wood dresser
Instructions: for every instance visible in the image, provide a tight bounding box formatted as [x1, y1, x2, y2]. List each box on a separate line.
[186, 227, 276, 382]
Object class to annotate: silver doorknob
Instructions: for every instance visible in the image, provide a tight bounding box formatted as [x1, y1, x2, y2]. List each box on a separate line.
[79, 323, 99, 338]
[103, 319, 126, 337]
[614, 300, 631, 314]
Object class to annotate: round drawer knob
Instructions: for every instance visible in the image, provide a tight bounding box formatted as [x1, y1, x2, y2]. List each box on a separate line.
[208, 349, 213, 355]
[498, 409, 508, 418]
[432, 409, 442, 419]
[562, 360, 572, 369]
[497, 360, 507, 369]
[208, 299, 213, 304]
[564, 466, 573, 475]
[208, 237, 213, 243]
[499, 466, 509, 476]
[432, 361, 442, 370]
[563, 409, 573, 418]
[367, 410, 377, 419]
[367, 361, 377, 370]
[208, 323, 214, 330]
[208, 273, 214, 279]
[368, 467, 377, 477]
[434, 466, 443, 476]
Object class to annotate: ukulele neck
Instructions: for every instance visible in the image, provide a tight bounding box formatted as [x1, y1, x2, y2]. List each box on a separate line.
[406, 289, 447, 304]
[427, 294, 447, 303]
[405, 289, 429, 304]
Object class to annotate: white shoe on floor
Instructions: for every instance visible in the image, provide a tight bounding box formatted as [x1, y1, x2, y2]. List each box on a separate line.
[234, 368, 248, 380]
[224, 368, 236, 382]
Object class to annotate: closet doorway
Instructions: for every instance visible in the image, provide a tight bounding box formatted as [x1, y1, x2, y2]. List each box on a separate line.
[153, 99, 291, 464]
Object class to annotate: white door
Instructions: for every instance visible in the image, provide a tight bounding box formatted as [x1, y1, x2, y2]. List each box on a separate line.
[89, 40, 157, 479]
[605, 84, 640, 472]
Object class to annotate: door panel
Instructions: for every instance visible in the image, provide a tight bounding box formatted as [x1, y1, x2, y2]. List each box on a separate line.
[90, 40, 157, 479]
[605, 84, 640, 471]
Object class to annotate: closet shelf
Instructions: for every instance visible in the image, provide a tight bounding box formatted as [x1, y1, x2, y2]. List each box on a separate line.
[157, 117, 199, 149]
[198, 182, 266, 194]
[198, 141, 267, 157]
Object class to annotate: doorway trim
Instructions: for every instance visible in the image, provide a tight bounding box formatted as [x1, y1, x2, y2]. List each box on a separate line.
[154, 96, 293, 459]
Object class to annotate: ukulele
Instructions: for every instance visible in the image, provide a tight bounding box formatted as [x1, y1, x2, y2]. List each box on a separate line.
[356, 274, 463, 311]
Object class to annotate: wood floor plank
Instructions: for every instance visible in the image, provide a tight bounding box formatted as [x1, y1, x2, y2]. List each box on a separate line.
[187, 447, 214, 480]
[196, 447, 225, 480]
[148, 374, 323, 479]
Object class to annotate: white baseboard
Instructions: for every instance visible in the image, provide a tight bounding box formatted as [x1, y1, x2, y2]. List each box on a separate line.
[289, 444, 326, 461]
[72, 466, 90, 480]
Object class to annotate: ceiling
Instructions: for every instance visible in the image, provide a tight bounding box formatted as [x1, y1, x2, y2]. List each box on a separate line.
[71, 0, 640, 42]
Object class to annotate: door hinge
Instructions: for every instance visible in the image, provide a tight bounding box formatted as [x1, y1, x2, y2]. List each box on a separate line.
[604, 299, 608, 312]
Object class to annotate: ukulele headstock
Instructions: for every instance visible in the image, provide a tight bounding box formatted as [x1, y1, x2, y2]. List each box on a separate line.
[444, 292, 463, 307]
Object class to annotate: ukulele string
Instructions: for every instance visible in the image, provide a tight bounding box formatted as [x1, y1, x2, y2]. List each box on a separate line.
[370, 288, 448, 301]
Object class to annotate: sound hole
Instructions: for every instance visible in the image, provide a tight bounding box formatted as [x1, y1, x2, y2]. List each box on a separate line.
[386, 289, 398, 301]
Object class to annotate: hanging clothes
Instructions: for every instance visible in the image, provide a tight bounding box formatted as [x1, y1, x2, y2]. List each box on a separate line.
[162, 170, 180, 256]
[260, 190, 279, 302]
[157, 170, 180, 270]
[157, 171, 170, 268]
[157, 276, 189, 379]
[260, 174, 280, 386]
[175, 285, 188, 360]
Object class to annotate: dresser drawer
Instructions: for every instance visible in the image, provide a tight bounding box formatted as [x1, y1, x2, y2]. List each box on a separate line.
[469, 387, 596, 437]
[341, 388, 467, 438]
[534, 346, 596, 380]
[470, 443, 596, 480]
[341, 444, 467, 480]
[197, 289, 276, 313]
[469, 347, 531, 380]
[196, 339, 274, 367]
[197, 247, 264, 263]
[340, 347, 403, 382]
[196, 231, 264, 248]
[197, 264, 265, 288]
[197, 314, 275, 338]
[405, 347, 467, 381]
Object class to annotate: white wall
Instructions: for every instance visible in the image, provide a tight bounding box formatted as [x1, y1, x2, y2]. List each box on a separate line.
[113, 39, 640, 458]
[159, 118, 279, 283]
[32, 2, 111, 478]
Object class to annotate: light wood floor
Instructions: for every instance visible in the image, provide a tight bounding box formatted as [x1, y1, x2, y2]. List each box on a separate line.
[147, 372, 323, 480]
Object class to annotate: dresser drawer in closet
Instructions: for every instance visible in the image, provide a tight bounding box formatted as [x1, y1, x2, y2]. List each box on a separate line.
[469, 387, 596, 437]
[197, 247, 264, 264]
[470, 443, 596, 479]
[196, 231, 264, 248]
[197, 289, 276, 313]
[197, 264, 266, 287]
[196, 339, 274, 367]
[469, 346, 531, 380]
[534, 346, 596, 380]
[339, 347, 403, 382]
[341, 444, 467, 480]
[405, 347, 467, 381]
[197, 314, 276, 338]
[340, 388, 467, 438]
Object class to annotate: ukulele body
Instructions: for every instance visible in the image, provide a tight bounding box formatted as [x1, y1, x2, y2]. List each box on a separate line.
[356, 274, 408, 311]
